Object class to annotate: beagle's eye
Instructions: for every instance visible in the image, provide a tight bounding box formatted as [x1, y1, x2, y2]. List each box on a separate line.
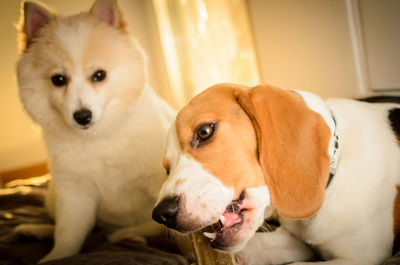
[191, 122, 217, 148]
[197, 124, 214, 139]
[91, 70, 106, 82]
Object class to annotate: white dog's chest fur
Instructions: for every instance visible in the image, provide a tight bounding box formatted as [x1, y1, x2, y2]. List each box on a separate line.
[45, 88, 175, 227]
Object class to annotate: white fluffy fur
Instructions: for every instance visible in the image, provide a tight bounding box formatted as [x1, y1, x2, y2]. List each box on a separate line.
[236, 94, 400, 265]
[17, 0, 175, 262]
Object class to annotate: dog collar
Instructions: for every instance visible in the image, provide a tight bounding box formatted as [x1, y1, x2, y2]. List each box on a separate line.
[326, 109, 339, 188]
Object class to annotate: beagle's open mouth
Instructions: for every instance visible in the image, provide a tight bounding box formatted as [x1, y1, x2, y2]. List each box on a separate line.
[202, 191, 248, 250]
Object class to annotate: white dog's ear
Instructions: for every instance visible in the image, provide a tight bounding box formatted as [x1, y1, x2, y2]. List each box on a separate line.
[18, 1, 54, 52]
[90, 0, 126, 30]
[236, 85, 332, 220]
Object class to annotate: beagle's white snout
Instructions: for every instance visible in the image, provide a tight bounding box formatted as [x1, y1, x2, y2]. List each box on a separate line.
[153, 153, 234, 233]
[153, 125, 235, 233]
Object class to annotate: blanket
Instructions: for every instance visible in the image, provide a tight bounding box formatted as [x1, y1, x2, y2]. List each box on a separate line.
[1, 177, 400, 265]
[0, 178, 188, 265]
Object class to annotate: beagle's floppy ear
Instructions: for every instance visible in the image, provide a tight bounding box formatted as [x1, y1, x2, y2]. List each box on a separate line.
[235, 85, 331, 220]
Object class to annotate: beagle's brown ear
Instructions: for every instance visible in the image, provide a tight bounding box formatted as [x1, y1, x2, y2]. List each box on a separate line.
[235, 85, 331, 220]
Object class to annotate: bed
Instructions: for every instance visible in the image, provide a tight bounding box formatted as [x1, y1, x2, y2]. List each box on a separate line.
[0, 176, 399, 265]
[0, 176, 189, 265]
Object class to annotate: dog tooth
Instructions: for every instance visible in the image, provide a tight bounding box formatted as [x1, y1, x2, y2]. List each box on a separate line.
[220, 215, 225, 226]
[203, 232, 217, 240]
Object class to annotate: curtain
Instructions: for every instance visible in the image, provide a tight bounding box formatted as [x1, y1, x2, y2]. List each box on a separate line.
[153, 0, 260, 107]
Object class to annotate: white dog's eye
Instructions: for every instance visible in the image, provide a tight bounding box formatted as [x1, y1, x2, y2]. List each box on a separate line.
[51, 74, 68, 87]
[91, 70, 107, 82]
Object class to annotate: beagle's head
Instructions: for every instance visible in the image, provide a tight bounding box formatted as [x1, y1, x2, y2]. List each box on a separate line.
[153, 83, 332, 252]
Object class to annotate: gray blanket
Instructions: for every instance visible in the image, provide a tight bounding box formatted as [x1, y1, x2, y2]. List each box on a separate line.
[1, 180, 400, 264]
[0, 182, 188, 265]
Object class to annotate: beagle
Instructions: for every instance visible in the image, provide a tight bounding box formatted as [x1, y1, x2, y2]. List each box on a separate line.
[152, 83, 400, 265]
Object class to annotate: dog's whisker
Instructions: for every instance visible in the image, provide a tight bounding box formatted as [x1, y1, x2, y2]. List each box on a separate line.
[257, 221, 276, 233]
[260, 225, 270, 232]
[262, 222, 273, 232]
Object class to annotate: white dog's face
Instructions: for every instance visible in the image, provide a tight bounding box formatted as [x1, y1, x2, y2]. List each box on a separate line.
[17, 3, 146, 136]
[153, 85, 270, 253]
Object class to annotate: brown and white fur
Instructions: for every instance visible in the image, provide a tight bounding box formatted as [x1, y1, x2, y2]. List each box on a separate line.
[153, 83, 400, 265]
[16, 0, 175, 262]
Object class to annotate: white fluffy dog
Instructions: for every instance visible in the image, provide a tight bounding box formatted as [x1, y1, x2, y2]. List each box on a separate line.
[16, 0, 175, 262]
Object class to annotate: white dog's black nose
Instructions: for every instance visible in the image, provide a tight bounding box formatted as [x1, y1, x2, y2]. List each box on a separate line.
[152, 196, 179, 229]
[73, 108, 92, 126]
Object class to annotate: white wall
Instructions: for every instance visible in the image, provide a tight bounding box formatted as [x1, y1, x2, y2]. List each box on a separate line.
[358, 0, 400, 91]
[0, 0, 44, 172]
[3, 0, 396, 173]
[0, 0, 168, 172]
[248, 0, 359, 99]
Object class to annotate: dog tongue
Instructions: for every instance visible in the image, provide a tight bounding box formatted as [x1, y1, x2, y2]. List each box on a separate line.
[223, 211, 241, 227]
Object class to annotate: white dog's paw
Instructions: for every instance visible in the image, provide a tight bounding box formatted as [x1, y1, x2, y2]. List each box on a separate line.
[38, 249, 68, 264]
[13, 224, 54, 240]
[38, 253, 57, 264]
[107, 229, 147, 244]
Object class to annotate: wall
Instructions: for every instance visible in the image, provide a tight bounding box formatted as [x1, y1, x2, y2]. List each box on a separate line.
[0, 0, 44, 172]
[3, 0, 394, 173]
[247, 0, 359, 99]
[0, 0, 168, 173]
[358, 0, 400, 91]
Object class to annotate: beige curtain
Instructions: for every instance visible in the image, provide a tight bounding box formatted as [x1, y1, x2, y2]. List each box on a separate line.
[153, 0, 260, 108]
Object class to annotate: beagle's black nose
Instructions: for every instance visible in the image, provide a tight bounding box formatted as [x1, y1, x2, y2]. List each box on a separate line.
[152, 196, 179, 229]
